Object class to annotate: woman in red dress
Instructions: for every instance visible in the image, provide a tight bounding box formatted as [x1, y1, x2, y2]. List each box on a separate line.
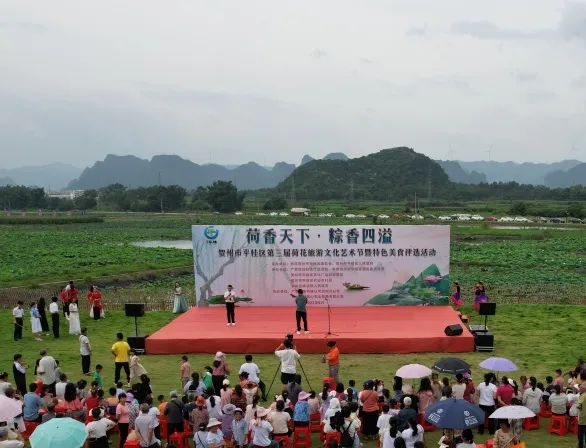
[87, 285, 103, 320]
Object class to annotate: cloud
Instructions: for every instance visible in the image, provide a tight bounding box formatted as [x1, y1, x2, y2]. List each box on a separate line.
[418, 76, 470, 91]
[360, 57, 373, 64]
[512, 72, 539, 83]
[309, 48, 328, 59]
[572, 75, 586, 88]
[407, 26, 427, 37]
[0, 21, 47, 32]
[450, 20, 547, 39]
[559, 2, 586, 43]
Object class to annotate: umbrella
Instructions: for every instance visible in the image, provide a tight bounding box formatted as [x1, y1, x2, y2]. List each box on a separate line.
[396, 364, 433, 379]
[425, 398, 485, 429]
[0, 395, 23, 422]
[432, 357, 470, 375]
[489, 406, 535, 419]
[479, 357, 518, 372]
[30, 417, 88, 448]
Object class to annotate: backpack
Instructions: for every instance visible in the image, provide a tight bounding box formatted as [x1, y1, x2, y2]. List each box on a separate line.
[340, 421, 355, 448]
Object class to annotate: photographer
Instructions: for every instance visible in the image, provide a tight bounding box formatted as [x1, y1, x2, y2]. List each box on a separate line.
[274, 338, 300, 385]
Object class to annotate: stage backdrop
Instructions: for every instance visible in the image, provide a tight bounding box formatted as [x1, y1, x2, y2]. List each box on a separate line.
[193, 225, 450, 307]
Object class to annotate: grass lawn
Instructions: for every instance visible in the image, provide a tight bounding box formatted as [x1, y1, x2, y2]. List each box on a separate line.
[2, 304, 583, 447]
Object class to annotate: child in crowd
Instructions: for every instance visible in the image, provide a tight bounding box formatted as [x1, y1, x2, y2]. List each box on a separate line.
[93, 364, 103, 388]
[158, 394, 167, 414]
[203, 366, 213, 391]
[181, 356, 192, 389]
[231, 408, 247, 448]
[194, 422, 208, 448]
[107, 387, 119, 415]
[307, 390, 321, 416]
[377, 404, 391, 442]
[348, 380, 358, 402]
[293, 391, 310, 427]
[129, 349, 147, 382]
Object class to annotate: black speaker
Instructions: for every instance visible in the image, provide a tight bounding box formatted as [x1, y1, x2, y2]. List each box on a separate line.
[474, 332, 494, 351]
[478, 302, 496, 316]
[127, 336, 146, 353]
[444, 324, 464, 336]
[125, 303, 145, 317]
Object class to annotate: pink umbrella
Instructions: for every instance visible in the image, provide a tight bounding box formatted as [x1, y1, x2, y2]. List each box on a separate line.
[0, 395, 23, 422]
[396, 363, 433, 379]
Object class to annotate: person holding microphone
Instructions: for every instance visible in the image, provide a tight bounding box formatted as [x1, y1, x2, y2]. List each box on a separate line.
[290, 289, 308, 335]
[224, 285, 237, 326]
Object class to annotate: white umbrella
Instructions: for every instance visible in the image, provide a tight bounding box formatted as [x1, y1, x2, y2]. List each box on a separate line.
[0, 395, 23, 422]
[396, 363, 433, 379]
[489, 406, 535, 419]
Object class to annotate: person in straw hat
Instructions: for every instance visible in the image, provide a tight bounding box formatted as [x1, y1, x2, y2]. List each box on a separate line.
[221, 403, 236, 440]
[231, 407, 247, 448]
[206, 417, 225, 448]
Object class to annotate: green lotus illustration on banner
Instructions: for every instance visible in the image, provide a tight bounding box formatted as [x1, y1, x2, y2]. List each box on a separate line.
[207, 295, 254, 305]
[364, 264, 449, 306]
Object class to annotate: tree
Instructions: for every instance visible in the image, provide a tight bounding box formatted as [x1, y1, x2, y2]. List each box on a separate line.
[98, 184, 129, 210]
[567, 203, 584, 219]
[263, 197, 288, 210]
[74, 190, 98, 210]
[509, 201, 527, 215]
[206, 181, 245, 213]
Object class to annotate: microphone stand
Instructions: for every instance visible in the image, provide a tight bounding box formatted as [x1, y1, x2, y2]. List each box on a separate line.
[324, 298, 338, 337]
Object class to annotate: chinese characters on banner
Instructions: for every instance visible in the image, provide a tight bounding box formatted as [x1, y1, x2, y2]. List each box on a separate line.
[193, 225, 450, 307]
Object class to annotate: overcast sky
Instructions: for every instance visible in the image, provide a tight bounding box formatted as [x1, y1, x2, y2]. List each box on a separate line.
[1, 0, 586, 169]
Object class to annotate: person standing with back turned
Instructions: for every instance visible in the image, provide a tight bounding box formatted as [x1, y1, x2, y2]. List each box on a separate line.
[112, 332, 131, 387]
[224, 285, 237, 326]
[290, 289, 309, 335]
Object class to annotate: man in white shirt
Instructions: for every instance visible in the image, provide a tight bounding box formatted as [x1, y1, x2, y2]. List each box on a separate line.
[240, 354, 266, 400]
[49, 297, 60, 338]
[135, 403, 160, 448]
[79, 328, 92, 375]
[12, 301, 24, 341]
[86, 408, 115, 447]
[224, 284, 237, 326]
[55, 374, 68, 400]
[274, 340, 300, 385]
[37, 350, 57, 393]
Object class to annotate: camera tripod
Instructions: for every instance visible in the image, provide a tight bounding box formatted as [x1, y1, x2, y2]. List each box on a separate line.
[266, 359, 313, 399]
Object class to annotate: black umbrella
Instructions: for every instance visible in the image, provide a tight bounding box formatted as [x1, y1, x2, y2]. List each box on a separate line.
[432, 357, 470, 375]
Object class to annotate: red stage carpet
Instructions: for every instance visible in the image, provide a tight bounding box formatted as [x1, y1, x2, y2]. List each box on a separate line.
[146, 306, 475, 354]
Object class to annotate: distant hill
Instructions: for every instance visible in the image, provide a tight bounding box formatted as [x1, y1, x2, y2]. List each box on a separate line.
[0, 163, 82, 190]
[0, 176, 14, 186]
[435, 160, 486, 184]
[545, 163, 586, 187]
[300, 155, 315, 165]
[457, 160, 582, 185]
[323, 152, 349, 161]
[277, 147, 451, 200]
[68, 154, 295, 190]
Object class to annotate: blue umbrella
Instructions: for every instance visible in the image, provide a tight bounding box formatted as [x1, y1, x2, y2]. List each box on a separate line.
[424, 398, 485, 429]
[30, 417, 88, 448]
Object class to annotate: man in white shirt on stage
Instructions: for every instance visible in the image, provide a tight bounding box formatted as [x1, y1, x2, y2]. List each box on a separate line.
[12, 301, 24, 341]
[224, 285, 237, 326]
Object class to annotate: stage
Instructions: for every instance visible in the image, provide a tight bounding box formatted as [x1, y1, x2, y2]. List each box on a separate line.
[145, 306, 475, 354]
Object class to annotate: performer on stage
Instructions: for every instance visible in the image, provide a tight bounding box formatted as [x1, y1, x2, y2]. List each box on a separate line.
[450, 281, 463, 310]
[12, 300, 24, 341]
[290, 289, 308, 335]
[224, 285, 237, 326]
[473, 281, 488, 312]
[87, 286, 103, 320]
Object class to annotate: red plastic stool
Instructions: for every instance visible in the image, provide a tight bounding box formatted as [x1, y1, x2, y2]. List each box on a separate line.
[568, 415, 579, 434]
[319, 422, 326, 442]
[485, 439, 494, 448]
[310, 412, 321, 430]
[523, 415, 540, 430]
[418, 413, 436, 432]
[124, 440, 140, 448]
[323, 377, 336, 391]
[169, 431, 186, 448]
[293, 426, 312, 448]
[158, 417, 168, 440]
[548, 414, 568, 436]
[22, 421, 39, 441]
[274, 434, 291, 448]
[324, 431, 341, 448]
[539, 402, 552, 417]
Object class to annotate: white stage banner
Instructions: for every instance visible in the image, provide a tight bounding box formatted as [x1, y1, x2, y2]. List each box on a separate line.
[193, 225, 450, 307]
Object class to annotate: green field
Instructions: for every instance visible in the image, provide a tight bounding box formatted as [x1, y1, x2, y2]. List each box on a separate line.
[1, 304, 583, 448]
[1, 213, 584, 304]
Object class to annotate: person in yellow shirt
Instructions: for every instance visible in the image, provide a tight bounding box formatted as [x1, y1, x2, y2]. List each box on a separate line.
[111, 332, 131, 386]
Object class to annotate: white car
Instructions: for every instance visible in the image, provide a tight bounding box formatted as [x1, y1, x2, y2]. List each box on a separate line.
[279, 212, 289, 216]
[498, 216, 515, 222]
[255, 212, 267, 216]
[269, 212, 279, 216]
[234, 211, 243, 215]
[438, 215, 452, 221]
[343, 214, 356, 218]
[411, 214, 424, 220]
[378, 214, 390, 219]
[471, 215, 484, 221]
[514, 216, 531, 223]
